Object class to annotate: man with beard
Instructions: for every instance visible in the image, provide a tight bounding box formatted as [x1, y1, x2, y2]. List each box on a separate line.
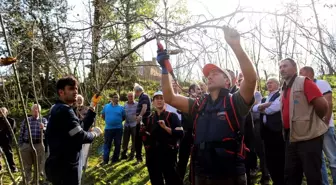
[279, 58, 328, 185]
[158, 26, 257, 184]
[45, 76, 102, 185]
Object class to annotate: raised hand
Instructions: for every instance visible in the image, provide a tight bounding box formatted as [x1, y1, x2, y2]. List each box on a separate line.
[90, 94, 102, 107]
[156, 49, 170, 74]
[223, 26, 241, 47]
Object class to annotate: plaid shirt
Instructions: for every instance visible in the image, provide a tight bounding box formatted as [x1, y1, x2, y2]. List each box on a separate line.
[19, 116, 48, 145]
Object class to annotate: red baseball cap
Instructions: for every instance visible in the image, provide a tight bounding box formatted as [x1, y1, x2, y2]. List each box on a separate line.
[203, 63, 231, 77]
[202, 63, 232, 86]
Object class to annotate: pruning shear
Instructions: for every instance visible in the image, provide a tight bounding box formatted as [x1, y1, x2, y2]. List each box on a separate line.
[154, 29, 177, 81]
[154, 29, 189, 93]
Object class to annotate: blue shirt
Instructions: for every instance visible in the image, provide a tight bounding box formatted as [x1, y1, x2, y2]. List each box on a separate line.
[102, 103, 125, 129]
[124, 101, 138, 127]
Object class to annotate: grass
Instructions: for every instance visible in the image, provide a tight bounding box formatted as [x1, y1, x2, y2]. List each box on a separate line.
[82, 136, 150, 185]
[1, 127, 334, 185]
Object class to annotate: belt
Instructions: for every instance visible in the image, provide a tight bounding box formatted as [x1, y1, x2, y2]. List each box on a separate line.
[24, 140, 41, 144]
[195, 141, 239, 151]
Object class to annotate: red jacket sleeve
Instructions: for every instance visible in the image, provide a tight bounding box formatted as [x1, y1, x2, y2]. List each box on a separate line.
[304, 79, 323, 103]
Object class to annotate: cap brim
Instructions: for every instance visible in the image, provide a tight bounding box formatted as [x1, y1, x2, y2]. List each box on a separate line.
[153, 94, 163, 99]
[203, 63, 224, 77]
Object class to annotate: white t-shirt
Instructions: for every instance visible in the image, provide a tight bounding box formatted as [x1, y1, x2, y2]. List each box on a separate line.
[165, 104, 182, 121]
[315, 79, 334, 127]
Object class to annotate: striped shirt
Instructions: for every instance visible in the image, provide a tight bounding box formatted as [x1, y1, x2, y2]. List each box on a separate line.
[124, 101, 138, 127]
[19, 116, 48, 145]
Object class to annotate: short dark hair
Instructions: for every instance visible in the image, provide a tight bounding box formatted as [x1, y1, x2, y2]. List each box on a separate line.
[189, 84, 198, 93]
[282, 58, 297, 68]
[109, 92, 119, 98]
[301, 66, 315, 77]
[56, 76, 78, 95]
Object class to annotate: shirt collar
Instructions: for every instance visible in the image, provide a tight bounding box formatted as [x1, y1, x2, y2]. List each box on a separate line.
[30, 116, 40, 120]
[110, 103, 119, 106]
[268, 90, 278, 96]
[127, 101, 135, 105]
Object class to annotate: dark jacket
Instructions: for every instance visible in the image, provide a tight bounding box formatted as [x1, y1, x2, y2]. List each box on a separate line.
[0, 116, 16, 143]
[46, 100, 96, 168]
[260, 91, 282, 132]
[142, 110, 183, 148]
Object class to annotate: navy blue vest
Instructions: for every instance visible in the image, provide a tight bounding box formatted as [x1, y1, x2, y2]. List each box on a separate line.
[260, 91, 282, 132]
[191, 89, 247, 176]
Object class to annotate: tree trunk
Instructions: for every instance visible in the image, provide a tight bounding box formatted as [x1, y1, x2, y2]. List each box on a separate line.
[311, 0, 335, 74]
[91, 0, 103, 85]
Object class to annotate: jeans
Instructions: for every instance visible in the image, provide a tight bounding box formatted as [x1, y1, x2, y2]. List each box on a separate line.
[322, 153, 329, 185]
[103, 128, 123, 163]
[322, 127, 336, 185]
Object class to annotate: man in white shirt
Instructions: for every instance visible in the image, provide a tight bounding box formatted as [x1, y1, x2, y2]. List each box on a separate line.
[252, 78, 285, 185]
[300, 66, 335, 185]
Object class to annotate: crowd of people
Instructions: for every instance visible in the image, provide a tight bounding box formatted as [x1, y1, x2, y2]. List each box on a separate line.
[0, 27, 334, 185]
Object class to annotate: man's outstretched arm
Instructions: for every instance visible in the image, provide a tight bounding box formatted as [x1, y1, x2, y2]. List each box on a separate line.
[161, 75, 189, 114]
[223, 26, 257, 104]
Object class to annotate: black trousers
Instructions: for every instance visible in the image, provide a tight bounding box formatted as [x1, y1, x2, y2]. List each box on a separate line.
[146, 146, 183, 185]
[45, 158, 79, 185]
[44, 138, 48, 153]
[243, 116, 257, 185]
[253, 120, 269, 181]
[0, 140, 16, 170]
[263, 126, 285, 185]
[135, 118, 147, 160]
[177, 129, 193, 180]
[284, 131, 323, 185]
[194, 174, 247, 185]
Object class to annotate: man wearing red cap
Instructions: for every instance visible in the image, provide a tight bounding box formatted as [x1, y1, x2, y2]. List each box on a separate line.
[157, 27, 257, 185]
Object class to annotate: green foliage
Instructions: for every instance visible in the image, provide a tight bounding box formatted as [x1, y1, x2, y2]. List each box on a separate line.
[95, 79, 159, 112]
[320, 75, 336, 88]
[167, 0, 189, 23]
[320, 75, 336, 112]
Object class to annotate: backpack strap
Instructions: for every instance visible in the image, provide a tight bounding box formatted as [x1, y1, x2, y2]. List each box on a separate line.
[228, 95, 250, 158]
[165, 111, 171, 128]
[229, 95, 241, 131]
[192, 95, 208, 140]
[220, 95, 240, 134]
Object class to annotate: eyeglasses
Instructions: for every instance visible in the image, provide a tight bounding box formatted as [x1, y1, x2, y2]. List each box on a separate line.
[112, 97, 119, 99]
